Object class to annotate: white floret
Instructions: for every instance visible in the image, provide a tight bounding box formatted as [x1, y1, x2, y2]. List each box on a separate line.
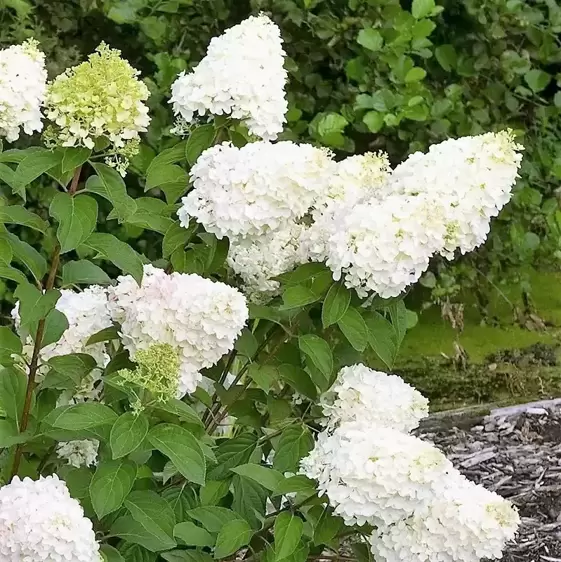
[56, 439, 99, 468]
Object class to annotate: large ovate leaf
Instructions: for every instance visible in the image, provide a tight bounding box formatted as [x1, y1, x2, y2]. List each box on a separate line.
[110, 412, 149, 459]
[274, 513, 303, 561]
[90, 459, 137, 518]
[231, 463, 284, 491]
[186, 506, 240, 533]
[186, 124, 216, 165]
[298, 335, 333, 378]
[50, 193, 98, 253]
[322, 282, 351, 328]
[0, 232, 46, 282]
[337, 307, 369, 352]
[62, 260, 111, 286]
[0, 205, 47, 232]
[43, 402, 118, 430]
[147, 424, 206, 485]
[173, 521, 215, 547]
[214, 519, 253, 559]
[273, 425, 314, 473]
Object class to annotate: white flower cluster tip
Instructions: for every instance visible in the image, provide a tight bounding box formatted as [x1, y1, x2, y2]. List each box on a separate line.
[0, 475, 101, 562]
[170, 14, 288, 140]
[300, 364, 519, 562]
[107, 265, 248, 395]
[0, 39, 47, 142]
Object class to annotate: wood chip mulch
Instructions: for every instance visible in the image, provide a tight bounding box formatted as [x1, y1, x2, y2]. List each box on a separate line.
[420, 399, 561, 562]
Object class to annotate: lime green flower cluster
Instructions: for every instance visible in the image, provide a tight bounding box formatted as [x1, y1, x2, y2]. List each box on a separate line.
[119, 343, 180, 405]
[45, 43, 150, 175]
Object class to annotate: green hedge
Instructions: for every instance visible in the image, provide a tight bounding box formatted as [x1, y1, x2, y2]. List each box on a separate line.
[2, 0, 560, 313]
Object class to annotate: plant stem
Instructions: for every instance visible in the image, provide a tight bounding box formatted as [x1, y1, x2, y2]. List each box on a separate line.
[9, 166, 82, 480]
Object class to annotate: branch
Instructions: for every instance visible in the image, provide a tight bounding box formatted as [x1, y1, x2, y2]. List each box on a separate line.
[10, 165, 82, 479]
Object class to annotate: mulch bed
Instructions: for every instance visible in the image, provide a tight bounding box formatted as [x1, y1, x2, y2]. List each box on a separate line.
[421, 399, 561, 562]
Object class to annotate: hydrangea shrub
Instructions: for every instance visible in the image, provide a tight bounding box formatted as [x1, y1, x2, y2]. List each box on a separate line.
[0, 15, 521, 562]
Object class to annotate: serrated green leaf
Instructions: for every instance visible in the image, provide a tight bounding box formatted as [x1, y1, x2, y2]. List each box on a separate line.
[50, 193, 97, 253]
[43, 402, 118, 430]
[90, 459, 137, 518]
[357, 28, 383, 51]
[173, 521, 215, 547]
[42, 353, 97, 390]
[278, 364, 316, 399]
[186, 124, 216, 165]
[83, 232, 143, 284]
[61, 146, 91, 173]
[0, 327, 22, 365]
[110, 412, 149, 459]
[524, 69, 551, 93]
[274, 513, 303, 561]
[231, 463, 284, 491]
[364, 312, 398, 369]
[322, 283, 351, 328]
[411, 0, 435, 18]
[273, 425, 314, 473]
[62, 260, 111, 286]
[101, 544, 125, 562]
[154, 399, 203, 426]
[208, 433, 258, 480]
[0, 162, 24, 198]
[0, 232, 46, 282]
[187, 506, 240, 533]
[111, 514, 176, 552]
[298, 335, 333, 378]
[0, 367, 26, 422]
[337, 307, 369, 352]
[214, 519, 253, 559]
[0, 205, 47, 232]
[148, 424, 206, 485]
[15, 148, 62, 186]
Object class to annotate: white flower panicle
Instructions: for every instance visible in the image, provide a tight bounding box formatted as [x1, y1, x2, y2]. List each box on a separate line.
[45, 43, 150, 174]
[321, 364, 429, 432]
[301, 364, 519, 562]
[369, 477, 520, 562]
[322, 193, 448, 298]
[107, 265, 248, 395]
[56, 439, 99, 468]
[0, 39, 47, 142]
[300, 422, 455, 526]
[0, 475, 101, 562]
[170, 14, 287, 140]
[227, 221, 309, 301]
[387, 130, 523, 256]
[180, 141, 333, 239]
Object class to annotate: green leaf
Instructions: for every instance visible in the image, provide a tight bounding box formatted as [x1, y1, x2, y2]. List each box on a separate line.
[101, 544, 125, 562]
[61, 147, 92, 173]
[337, 307, 369, 352]
[174, 521, 215, 547]
[111, 515, 176, 552]
[357, 28, 383, 52]
[0, 163, 24, 197]
[364, 312, 398, 369]
[0, 264, 27, 284]
[0, 368, 26, 422]
[281, 286, 320, 310]
[50, 193, 97, 253]
[278, 364, 316, 400]
[214, 519, 253, 559]
[62, 260, 111, 286]
[125, 490, 176, 549]
[273, 475, 316, 497]
[298, 335, 333, 378]
[14, 283, 60, 330]
[405, 67, 427, 83]
[111, 412, 149, 459]
[83, 233, 144, 285]
[186, 124, 216, 165]
[162, 551, 212, 562]
[86, 163, 137, 222]
[145, 162, 188, 204]
[313, 511, 342, 546]
[232, 475, 267, 530]
[0, 327, 22, 365]
[42, 353, 97, 390]
[90, 459, 137, 518]
[15, 148, 61, 186]
[0, 232, 46, 282]
[187, 506, 240, 533]
[208, 433, 257, 480]
[154, 399, 203, 427]
[200, 480, 230, 506]
[435, 44, 457, 71]
[274, 513, 303, 561]
[524, 69, 551, 93]
[411, 0, 435, 18]
[42, 309, 69, 348]
[231, 463, 284, 491]
[44, 402, 118, 430]
[247, 364, 278, 394]
[273, 425, 314, 473]
[322, 283, 351, 328]
[147, 424, 206, 485]
[87, 326, 120, 346]
[163, 221, 196, 259]
[234, 328, 258, 357]
[0, 205, 47, 232]
[121, 198, 174, 234]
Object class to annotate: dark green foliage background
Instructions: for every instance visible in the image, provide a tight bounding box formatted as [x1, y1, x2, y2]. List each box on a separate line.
[1, 0, 561, 311]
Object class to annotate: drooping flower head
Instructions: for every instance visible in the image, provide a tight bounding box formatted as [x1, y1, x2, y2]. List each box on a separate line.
[321, 364, 429, 432]
[0, 475, 101, 561]
[0, 39, 47, 142]
[170, 14, 287, 140]
[107, 265, 248, 395]
[45, 43, 150, 174]
[179, 141, 333, 239]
